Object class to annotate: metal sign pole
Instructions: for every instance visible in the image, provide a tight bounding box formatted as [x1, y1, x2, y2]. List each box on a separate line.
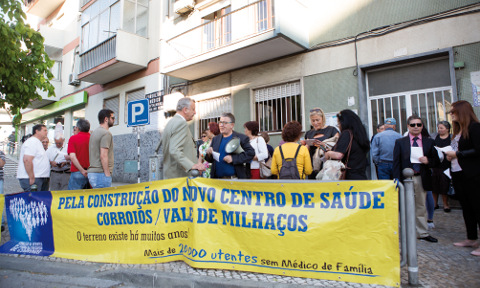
[133, 126, 145, 183]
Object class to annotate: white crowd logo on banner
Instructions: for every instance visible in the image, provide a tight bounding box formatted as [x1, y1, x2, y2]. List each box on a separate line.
[9, 198, 49, 241]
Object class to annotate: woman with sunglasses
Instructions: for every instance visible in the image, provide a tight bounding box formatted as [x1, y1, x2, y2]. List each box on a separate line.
[445, 100, 480, 256]
[324, 109, 370, 180]
[304, 108, 339, 178]
[198, 122, 220, 178]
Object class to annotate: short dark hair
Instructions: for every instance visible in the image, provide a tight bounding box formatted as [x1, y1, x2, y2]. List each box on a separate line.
[208, 122, 220, 135]
[32, 124, 46, 135]
[221, 112, 235, 123]
[407, 115, 422, 125]
[98, 109, 114, 124]
[282, 121, 302, 142]
[437, 121, 451, 132]
[76, 119, 90, 133]
[244, 121, 259, 136]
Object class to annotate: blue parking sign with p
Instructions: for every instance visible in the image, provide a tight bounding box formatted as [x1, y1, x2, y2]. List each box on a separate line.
[127, 99, 150, 127]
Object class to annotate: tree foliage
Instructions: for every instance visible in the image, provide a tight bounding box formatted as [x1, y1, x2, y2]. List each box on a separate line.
[0, 0, 54, 125]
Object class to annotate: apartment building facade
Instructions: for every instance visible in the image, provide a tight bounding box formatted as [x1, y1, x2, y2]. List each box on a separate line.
[21, 0, 480, 182]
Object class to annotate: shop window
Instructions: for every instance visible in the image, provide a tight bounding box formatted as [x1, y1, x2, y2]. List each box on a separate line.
[197, 95, 232, 136]
[254, 81, 302, 132]
[104, 95, 119, 126]
[124, 88, 145, 123]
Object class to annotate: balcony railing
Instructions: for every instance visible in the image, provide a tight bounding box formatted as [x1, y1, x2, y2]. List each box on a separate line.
[79, 35, 116, 74]
[165, 0, 274, 67]
[80, 0, 91, 8]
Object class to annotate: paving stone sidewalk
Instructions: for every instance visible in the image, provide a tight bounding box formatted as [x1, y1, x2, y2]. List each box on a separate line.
[1, 174, 479, 287]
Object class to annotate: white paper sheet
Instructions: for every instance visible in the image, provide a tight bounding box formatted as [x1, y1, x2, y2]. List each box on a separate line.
[212, 151, 220, 162]
[410, 147, 423, 163]
[443, 168, 451, 179]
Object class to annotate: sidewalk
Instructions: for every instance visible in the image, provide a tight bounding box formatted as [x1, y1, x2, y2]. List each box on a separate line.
[1, 174, 479, 287]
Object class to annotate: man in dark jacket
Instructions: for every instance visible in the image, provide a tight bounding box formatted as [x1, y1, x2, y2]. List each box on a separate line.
[205, 113, 255, 179]
[393, 115, 439, 243]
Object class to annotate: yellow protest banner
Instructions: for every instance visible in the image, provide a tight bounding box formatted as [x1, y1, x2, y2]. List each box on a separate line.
[0, 194, 3, 241]
[50, 178, 399, 286]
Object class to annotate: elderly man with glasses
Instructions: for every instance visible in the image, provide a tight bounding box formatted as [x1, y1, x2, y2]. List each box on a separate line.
[160, 97, 206, 179]
[205, 113, 255, 179]
[393, 115, 439, 243]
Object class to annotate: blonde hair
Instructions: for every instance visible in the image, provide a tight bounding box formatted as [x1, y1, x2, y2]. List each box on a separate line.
[309, 107, 326, 127]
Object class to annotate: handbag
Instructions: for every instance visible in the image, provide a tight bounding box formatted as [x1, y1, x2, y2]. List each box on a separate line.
[260, 157, 272, 178]
[316, 130, 353, 180]
[312, 135, 339, 171]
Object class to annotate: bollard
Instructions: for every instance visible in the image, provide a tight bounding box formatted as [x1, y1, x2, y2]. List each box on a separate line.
[189, 169, 200, 177]
[402, 168, 418, 285]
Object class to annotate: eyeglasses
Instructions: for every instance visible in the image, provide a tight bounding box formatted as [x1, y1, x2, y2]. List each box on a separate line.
[201, 135, 207, 138]
[310, 109, 322, 113]
[110, 117, 115, 120]
[409, 123, 423, 127]
[219, 121, 232, 125]
[42, 141, 48, 144]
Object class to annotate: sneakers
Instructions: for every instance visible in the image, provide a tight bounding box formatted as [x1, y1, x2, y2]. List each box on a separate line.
[453, 240, 479, 248]
[427, 220, 435, 229]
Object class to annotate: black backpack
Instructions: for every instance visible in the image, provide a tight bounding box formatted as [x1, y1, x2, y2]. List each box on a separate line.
[278, 144, 302, 179]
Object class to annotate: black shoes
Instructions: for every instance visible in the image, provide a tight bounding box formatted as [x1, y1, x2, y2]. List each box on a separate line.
[419, 235, 438, 243]
[444, 208, 451, 213]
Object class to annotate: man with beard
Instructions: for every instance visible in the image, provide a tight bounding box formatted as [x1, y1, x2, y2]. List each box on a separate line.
[87, 109, 115, 188]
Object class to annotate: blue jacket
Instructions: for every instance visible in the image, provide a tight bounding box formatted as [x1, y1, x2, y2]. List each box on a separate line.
[371, 128, 402, 163]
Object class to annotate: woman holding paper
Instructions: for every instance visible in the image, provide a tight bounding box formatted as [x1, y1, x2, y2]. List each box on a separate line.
[431, 121, 452, 212]
[445, 100, 480, 256]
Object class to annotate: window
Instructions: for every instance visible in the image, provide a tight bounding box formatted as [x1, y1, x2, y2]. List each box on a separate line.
[123, 0, 148, 37]
[257, 0, 272, 32]
[124, 88, 145, 123]
[104, 95, 119, 126]
[51, 61, 62, 81]
[254, 81, 302, 132]
[202, 6, 231, 51]
[81, 0, 121, 52]
[197, 96, 232, 135]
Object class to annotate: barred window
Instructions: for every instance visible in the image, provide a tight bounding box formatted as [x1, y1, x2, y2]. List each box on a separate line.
[254, 81, 302, 132]
[125, 88, 145, 123]
[104, 95, 119, 126]
[197, 95, 232, 135]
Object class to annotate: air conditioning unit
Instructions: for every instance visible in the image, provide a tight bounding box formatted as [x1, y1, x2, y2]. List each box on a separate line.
[174, 0, 195, 15]
[68, 73, 80, 86]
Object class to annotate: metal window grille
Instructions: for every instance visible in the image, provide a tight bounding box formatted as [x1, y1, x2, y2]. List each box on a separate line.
[254, 81, 302, 132]
[197, 96, 232, 135]
[369, 87, 452, 135]
[104, 95, 119, 126]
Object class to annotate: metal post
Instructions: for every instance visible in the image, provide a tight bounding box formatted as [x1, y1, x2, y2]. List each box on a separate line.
[402, 168, 418, 285]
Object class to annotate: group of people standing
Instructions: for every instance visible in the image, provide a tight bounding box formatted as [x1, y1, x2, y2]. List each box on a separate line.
[370, 100, 480, 256]
[15, 109, 116, 192]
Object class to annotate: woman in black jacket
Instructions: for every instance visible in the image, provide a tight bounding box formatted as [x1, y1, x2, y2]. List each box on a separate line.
[445, 100, 480, 256]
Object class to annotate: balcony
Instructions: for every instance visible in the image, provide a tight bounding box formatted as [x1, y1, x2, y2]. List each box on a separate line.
[78, 30, 149, 84]
[38, 25, 64, 55]
[24, 0, 65, 18]
[161, 0, 308, 80]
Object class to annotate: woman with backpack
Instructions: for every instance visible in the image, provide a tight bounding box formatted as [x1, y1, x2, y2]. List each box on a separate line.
[324, 109, 370, 180]
[271, 121, 312, 179]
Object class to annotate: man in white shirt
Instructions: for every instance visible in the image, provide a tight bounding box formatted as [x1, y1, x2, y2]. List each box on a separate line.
[17, 124, 51, 191]
[46, 132, 71, 190]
